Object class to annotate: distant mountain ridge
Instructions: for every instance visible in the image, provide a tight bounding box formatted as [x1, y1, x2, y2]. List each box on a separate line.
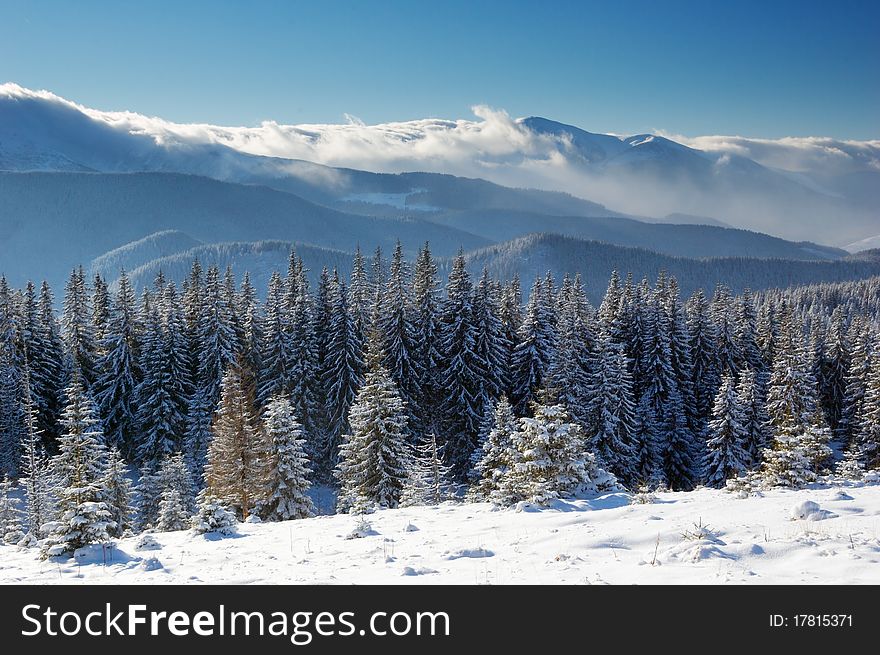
[1, 83, 876, 246]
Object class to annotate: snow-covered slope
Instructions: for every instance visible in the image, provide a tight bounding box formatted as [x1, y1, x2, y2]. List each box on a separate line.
[845, 235, 880, 254]
[2, 484, 878, 584]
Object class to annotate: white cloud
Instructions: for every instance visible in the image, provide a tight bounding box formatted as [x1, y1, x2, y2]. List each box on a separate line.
[655, 130, 880, 175]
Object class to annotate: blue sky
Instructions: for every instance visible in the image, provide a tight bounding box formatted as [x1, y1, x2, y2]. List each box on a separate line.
[1, 0, 877, 138]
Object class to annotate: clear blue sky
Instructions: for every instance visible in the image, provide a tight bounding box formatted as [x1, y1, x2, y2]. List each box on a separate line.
[1, 0, 877, 138]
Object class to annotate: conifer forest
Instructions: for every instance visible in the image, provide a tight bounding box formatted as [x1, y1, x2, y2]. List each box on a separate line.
[1, 241, 878, 558]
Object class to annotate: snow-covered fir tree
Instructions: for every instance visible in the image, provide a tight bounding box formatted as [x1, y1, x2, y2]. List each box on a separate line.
[378, 242, 422, 438]
[761, 308, 832, 488]
[195, 265, 241, 411]
[257, 271, 292, 405]
[336, 330, 411, 512]
[411, 243, 443, 436]
[61, 267, 97, 389]
[704, 375, 750, 487]
[261, 395, 315, 521]
[321, 277, 365, 475]
[547, 275, 596, 430]
[101, 446, 133, 537]
[510, 276, 555, 413]
[588, 333, 638, 487]
[94, 271, 141, 456]
[402, 431, 451, 507]
[44, 374, 113, 555]
[504, 392, 617, 506]
[686, 288, 720, 423]
[854, 350, 880, 468]
[191, 489, 238, 536]
[19, 362, 52, 537]
[437, 252, 484, 478]
[736, 367, 771, 467]
[0, 475, 23, 544]
[469, 396, 520, 504]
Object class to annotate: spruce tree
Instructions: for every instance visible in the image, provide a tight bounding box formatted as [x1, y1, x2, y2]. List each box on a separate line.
[469, 396, 520, 504]
[505, 394, 617, 505]
[736, 368, 771, 467]
[704, 376, 750, 487]
[335, 331, 411, 512]
[204, 359, 271, 519]
[378, 242, 421, 436]
[19, 361, 51, 537]
[437, 252, 484, 478]
[411, 243, 443, 436]
[402, 431, 452, 507]
[321, 278, 365, 474]
[262, 395, 315, 520]
[61, 267, 97, 388]
[257, 271, 293, 405]
[45, 374, 113, 554]
[102, 446, 133, 537]
[95, 271, 141, 456]
[588, 333, 638, 487]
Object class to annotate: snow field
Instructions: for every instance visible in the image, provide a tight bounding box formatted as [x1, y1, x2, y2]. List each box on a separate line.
[2, 483, 878, 585]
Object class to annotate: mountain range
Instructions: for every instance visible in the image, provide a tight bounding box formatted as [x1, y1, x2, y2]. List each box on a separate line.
[0, 83, 877, 296]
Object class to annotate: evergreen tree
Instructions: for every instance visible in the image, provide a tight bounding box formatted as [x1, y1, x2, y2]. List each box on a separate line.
[761, 308, 832, 487]
[349, 245, 372, 331]
[196, 265, 241, 409]
[135, 461, 162, 532]
[238, 271, 263, 380]
[437, 252, 484, 478]
[287, 264, 321, 452]
[61, 267, 97, 388]
[154, 453, 196, 532]
[261, 395, 315, 520]
[734, 289, 763, 371]
[686, 288, 720, 423]
[505, 395, 617, 505]
[704, 376, 750, 487]
[736, 368, 771, 467]
[378, 242, 421, 435]
[191, 489, 238, 536]
[839, 319, 871, 443]
[95, 271, 141, 455]
[471, 268, 508, 412]
[469, 396, 520, 504]
[92, 274, 110, 352]
[588, 333, 638, 487]
[22, 281, 64, 447]
[336, 331, 411, 512]
[45, 374, 112, 554]
[136, 297, 184, 464]
[0, 475, 23, 544]
[19, 360, 51, 536]
[547, 276, 595, 429]
[257, 271, 292, 405]
[511, 277, 553, 413]
[101, 446, 133, 537]
[711, 284, 739, 378]
[411, 243, 443, 436]
[402, 431, 451, 507]
[322, 278, 365, 474]
[855, 350, 880, 468]
[204, 360, 271, 519]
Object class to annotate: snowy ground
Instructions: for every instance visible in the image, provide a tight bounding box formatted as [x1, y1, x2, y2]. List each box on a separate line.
[2, 484, 880, 584]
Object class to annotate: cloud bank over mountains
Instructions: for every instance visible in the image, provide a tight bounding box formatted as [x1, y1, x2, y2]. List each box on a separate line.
[1, 83, 877, 246]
